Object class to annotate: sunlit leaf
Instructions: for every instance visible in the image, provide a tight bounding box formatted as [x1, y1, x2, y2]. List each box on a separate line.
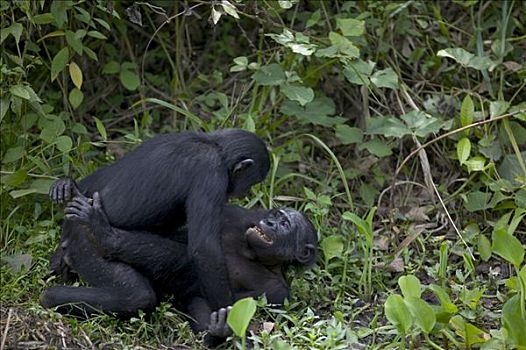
[457, 137, 471, 164]
[492, 228, 524, 268]
[69, 61, 83, 89]
[398, 275, 421, 299]
[227, 297, 257, 337]
[281, 84, 314, 106]
[384, 294, 412, 334]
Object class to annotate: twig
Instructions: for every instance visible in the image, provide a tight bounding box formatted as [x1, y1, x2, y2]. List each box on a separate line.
[0, 308, 13, 350]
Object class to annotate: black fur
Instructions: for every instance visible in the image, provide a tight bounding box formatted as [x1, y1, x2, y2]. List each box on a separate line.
[48, 129, 270, 309]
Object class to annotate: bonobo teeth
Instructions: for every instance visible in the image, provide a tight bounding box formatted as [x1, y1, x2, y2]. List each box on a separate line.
[248, 226, 273, 244]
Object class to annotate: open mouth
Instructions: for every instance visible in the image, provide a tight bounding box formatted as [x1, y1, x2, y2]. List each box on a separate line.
[246, 225, 273, 244]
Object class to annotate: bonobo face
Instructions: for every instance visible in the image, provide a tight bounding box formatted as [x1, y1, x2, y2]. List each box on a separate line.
[245, 208, 317, 266]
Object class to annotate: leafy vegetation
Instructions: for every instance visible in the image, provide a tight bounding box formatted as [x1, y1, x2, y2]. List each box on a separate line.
[1, 0, 525, 348]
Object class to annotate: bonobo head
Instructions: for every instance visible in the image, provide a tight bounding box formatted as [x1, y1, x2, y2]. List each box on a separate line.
[212, 129, 270, 197]
[245, 208, 318, 267]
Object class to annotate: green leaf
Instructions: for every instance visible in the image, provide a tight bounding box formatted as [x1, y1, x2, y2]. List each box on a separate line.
[68, 88, 84, 109]
[2, 146, 25, 163]
[492, 228, 524, 268]
[335, 125, 363, 144]
[1, 253, 32, 274]
[404, 297, 436, 334]
[456, 137, 471, 164]
[33, 13, 55, 24]
[94, 117, 107, 141]
[328, 32, 360, 58]
[449, 315, 490, 345]
[227, 297, 257, 337]
[83, 46, 98, 61]
[51, 47, 69, 81]
[30, 179, 55, 194]
[1, 169, 27, 187]
[437, 48, 494, 70]
[252, 64, 286, 86]
[9, 85, 31, 100]
[371, 68, 398, 89]
[54, 135, 73, 152]
[489, 100, 510, 118]
[278, 0, 294, 9]
[384, 294, 412, 334]
[102, 61, 120, 74]
[502, 295, 526, 347]
[281, 84, 314, 106]
[460, 95, 474, 127]
[221, 1, 240, 19]
[119, 70, 140, 91]
[463, 191, 493, 212]
[464, 156, 486, 172]
[429, 284, 458, 314]
[398, 275, 421, 299]
[306, 10, 321, 28]
[280, 96, 344, 127]
[65, 30, 83, 55]
[320, 235, 344, 261]
[93, 18, 111, 31]
[400, 110, 445, 137]
[50, 0, 69, 28]
[87, 30, 107, 40]
[6, 22, 23, 45]
[336, 18, 365, 37]
[10, 188, 37, 198]
[0, 97, 9, 122]
[367, 116, 411, 138]
[343, 59, 374, 86]
[69, 61, 83, 89]
[477, 235, 492, 261]
[358, 139, 392, 157]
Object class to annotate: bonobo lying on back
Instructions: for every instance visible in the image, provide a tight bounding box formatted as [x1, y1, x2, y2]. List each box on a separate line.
[49, 129, 270, 310]
[41, 191, 318, 345]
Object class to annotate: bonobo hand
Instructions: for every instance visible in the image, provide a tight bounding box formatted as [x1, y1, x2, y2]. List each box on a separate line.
[64, 192, 115, 258]
[49, 178, 81, 204]
[208, 306, 233, 338]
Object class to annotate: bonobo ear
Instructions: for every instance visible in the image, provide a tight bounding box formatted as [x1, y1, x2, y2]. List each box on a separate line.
[233, 159, 254, 175]
[296, 243, 317, 265]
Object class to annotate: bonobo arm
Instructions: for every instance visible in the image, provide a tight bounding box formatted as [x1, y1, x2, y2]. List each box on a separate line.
[186, 178, 232, 310]
[49, 177, 82, 203]
[64, 193, 189, 280]
[187, 297, 233, 347]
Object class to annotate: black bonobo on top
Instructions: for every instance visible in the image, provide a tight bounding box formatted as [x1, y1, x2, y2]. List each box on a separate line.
[48, 129, 270, 309]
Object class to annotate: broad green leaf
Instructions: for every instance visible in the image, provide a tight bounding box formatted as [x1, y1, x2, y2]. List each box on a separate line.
[281, 84, 314, 106]
[9, 85, 31, 100]
[400, 110, 445, 137]
[463, 191, 493, 212]
[252, 64, 286, 86]
[54, 135, 72, 152]
[457, 137, 471, 164]
[343, 59, 375, 86]
[404, 297, 436, 334]
[460, 95, 474, 127]
[367, 116, 411, 138]
[102, 61, 120, 74]
[502, 295, 526, 347]
[51, 47, 70, 81]
[336, 18, 365, 37]
[464, 156, 486, 172]
[477, 235, 492, 261]
[65, 30, 83, 55]
[119, 70, 140, 91]
[384, 294, 412, 334]
[280, 96, 344, 127]
[221, 0, 240, 19]
[2, 146, 25, 163]
[437, 48, 494, 70]
[429, 284, 458, 314]
[94, 117, 107, 141]
[0, 97, 9, 122]
[10, 188, 37, 198]
[449, 315, 490, 345]
[87, 30, 107, 40]
[1, 169, 27, 187]
[50, 0, 69, 28]
[30, 179, 55, 194]
[69, 61, 83, 89]
[492, 228, 524, 268]
[227, 297, 257, 337]
[398, 275, 421, 299]
[5, 22, 23, 44]
[358, 139, 392, 157]
[335, 125, 363, 144]
[320, 235, 344, 261]
[489, 100, 510, 118]
[68, 88, 84, 109]
[83, 46, 98, 61]
[1, 253, 32, 274]
[94, 18, 111, 30]
[371, 68, 398, 89]
[306, 10, 321, 28]
[33, 13, 55, 24]
[328, 32, 360, 58]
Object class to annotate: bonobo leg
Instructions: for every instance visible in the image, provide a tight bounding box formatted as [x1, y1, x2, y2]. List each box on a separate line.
[40, 222, 157, 318]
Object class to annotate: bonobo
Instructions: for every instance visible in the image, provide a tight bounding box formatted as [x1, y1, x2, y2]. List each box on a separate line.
[41, 193, 317, 345]
[48, 129, 270, 309]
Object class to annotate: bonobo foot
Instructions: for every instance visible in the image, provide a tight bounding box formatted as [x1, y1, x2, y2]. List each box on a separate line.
[49, 177, 81, 204]
[64, 192, 117, 258]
